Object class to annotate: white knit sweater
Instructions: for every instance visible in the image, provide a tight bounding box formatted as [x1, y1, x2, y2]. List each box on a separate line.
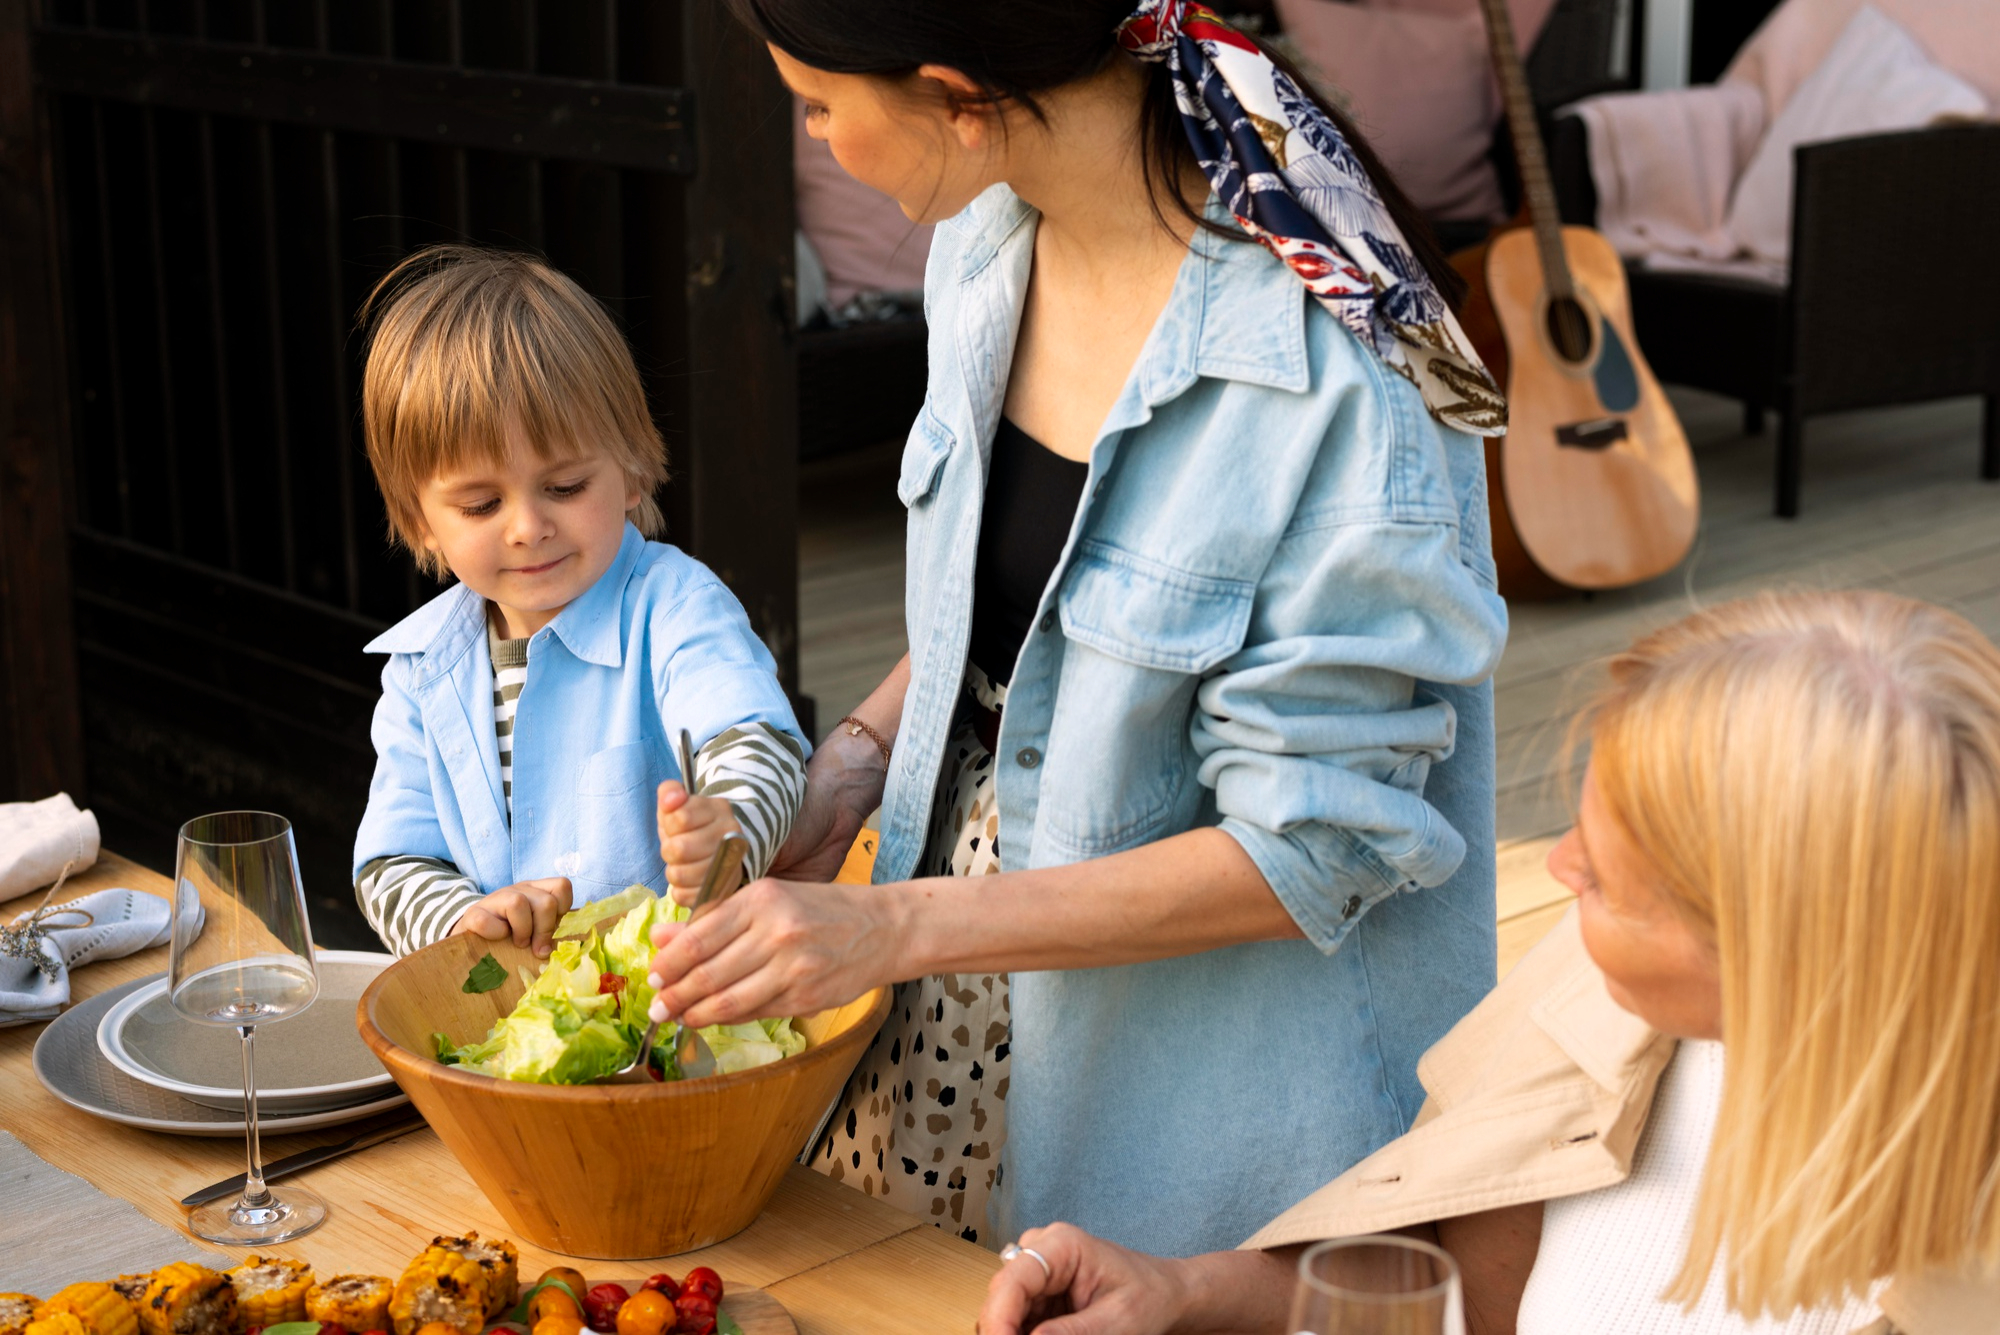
[1516, 1040, 1883, 1335]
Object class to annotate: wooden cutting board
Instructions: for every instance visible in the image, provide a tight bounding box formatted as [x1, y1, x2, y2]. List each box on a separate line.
[718, 1289, 795, 1334]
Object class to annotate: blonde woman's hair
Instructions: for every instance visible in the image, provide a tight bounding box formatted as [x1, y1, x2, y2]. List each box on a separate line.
[359, 245, 668, 577]
[1584, 590, 2000, 1315]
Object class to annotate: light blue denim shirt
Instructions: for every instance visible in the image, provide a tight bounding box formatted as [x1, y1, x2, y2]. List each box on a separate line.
[882, 188, 1510, 1256]
[353, 524, 805, 903]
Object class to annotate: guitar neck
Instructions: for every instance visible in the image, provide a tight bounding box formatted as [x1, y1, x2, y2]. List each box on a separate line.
[1476, 0, 1575, 299]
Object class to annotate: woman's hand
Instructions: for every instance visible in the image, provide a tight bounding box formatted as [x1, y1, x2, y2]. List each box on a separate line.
[977, 1224, 1293, 1335]
[643, 877, 907, 1028]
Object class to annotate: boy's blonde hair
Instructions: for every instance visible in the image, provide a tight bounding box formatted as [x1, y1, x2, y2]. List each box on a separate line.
[1586, 590, 2000, 1315]
[359, 245, 668, 577]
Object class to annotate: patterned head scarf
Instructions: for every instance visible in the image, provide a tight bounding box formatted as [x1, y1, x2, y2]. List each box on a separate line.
[1118, 1, 1506, 436]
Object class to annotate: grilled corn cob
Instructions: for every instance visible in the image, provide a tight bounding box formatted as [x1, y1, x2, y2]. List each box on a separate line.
[1, 1295, 39, 1335]
[388, 1248, 488, 1335]
[137, 1265, 236, 1335]
[427, 1235, 516, 1317]
[303, 1277, 391, 1333]
[24, 1315, 87, 1335]
[36, 1284, 137, 1335]
[225, 1259, 312, 1329]
[105, 1280, 150, 1319]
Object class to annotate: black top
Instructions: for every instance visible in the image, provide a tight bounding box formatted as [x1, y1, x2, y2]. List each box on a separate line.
[969, 418, 1089, 684]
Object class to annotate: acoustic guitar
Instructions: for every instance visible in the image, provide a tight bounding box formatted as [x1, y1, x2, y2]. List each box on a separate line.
[1452, 0, 1700, 594]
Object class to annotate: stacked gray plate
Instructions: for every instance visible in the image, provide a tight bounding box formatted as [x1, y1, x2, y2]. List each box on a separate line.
[33, 953, 409, 1136]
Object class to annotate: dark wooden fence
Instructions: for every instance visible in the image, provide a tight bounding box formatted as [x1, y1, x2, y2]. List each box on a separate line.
[0, 0, 798, 945]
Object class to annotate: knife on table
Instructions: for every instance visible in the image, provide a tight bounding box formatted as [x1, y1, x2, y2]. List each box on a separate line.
[180, 1114, 427, 1207]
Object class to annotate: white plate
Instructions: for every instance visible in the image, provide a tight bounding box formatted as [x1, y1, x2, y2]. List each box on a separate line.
[39, 974, 410, 1135]
[96, 951, 397, 1113]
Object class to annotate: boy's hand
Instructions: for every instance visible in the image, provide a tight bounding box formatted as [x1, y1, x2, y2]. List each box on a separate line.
[658, 780, 743, 906]
[451, 877, 572, 958]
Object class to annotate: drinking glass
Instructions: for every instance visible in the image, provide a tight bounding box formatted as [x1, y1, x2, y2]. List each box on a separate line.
[170, 811, 326, 1244]
[1287, 1236, 1464, 1335]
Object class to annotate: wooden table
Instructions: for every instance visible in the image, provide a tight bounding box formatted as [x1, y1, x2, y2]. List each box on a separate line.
[1, 854, 999, 1333]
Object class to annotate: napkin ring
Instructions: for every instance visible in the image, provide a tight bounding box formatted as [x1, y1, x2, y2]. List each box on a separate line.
[0, 859, 85, 981]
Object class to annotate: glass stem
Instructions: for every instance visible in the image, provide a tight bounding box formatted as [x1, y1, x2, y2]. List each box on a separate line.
[238, 1024, 271, 1209]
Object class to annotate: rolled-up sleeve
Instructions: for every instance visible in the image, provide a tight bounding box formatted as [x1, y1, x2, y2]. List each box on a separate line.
[1196, 514, 1507, 953]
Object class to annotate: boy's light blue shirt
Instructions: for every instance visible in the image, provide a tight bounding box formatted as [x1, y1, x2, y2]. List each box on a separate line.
[353, 524, 805, 905]
[885, 187, 1510, 1256]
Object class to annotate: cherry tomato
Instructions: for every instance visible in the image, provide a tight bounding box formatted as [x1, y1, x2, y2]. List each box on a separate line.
[529, 1285, 585, 1325]
[671, 1292, 717, 1335]
[537, 1268, 589, 1301]
[637, 1274, 680, 1302]
[598, 971, 627, 995]
[582, 1283, 630, 1332]
[612, 1290, 672, 1335]
[680, 1267, 722, 1302]
[532, 1315, 585, 1335]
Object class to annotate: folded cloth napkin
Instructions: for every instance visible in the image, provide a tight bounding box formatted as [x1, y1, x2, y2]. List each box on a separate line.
[1, 792, 100, 902]
[0, 888, 176, 1026]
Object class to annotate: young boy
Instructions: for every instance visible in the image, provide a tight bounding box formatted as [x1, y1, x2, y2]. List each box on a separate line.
[351, 246, 807, 957]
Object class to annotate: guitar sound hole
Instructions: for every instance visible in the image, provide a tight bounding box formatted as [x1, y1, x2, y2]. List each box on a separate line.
[1545, 297, 1594, 364]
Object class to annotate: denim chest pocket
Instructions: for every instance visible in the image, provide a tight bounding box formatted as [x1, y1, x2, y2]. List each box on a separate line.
[571, 742, 664, 891]
[897, 409, 955, 508]
[1057, 542, 1256, 674]
[1042, 544, 1256, 856]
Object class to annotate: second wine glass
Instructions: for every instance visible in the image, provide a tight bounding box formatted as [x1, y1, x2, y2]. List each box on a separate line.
[1287, 1235, 1464, 1335]
[170, 810, 326, 1245]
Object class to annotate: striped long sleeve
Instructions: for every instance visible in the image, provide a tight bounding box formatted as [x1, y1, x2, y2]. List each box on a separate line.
[355, 855, 483, 956]
[693, 723, 807, 879]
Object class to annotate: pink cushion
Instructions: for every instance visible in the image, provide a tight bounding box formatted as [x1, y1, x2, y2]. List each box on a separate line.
[792, 99, 934, 309]
[1275, 0, 1557, 224]
[1726, 0, 2000, 116]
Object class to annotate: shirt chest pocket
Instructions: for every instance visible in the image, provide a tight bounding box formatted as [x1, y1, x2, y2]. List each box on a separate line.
[1058, 542, 1256, 674]
[897, 409, 955, 508]
[570, 741, 665, 893]
[1042, 544, 1256, 856]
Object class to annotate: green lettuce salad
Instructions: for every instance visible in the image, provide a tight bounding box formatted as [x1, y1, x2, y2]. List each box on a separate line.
[432, 886, 806, 1084]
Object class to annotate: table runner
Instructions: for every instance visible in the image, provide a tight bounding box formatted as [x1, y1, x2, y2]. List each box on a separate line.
[0, 1130, 227, 1293]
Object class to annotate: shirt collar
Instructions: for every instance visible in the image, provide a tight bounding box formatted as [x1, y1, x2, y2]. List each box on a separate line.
[363, 523, 643, 670]
[954, 186, 1312, 419]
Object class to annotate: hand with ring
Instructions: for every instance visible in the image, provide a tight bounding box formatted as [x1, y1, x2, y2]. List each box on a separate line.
[977, 1223, 1200, 1335]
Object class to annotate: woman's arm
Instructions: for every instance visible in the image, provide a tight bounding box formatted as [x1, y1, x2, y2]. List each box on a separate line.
[646, 824, 1299, 1027]
[763, 653, 909, 883]
[1438, 1204, 1542, 1335]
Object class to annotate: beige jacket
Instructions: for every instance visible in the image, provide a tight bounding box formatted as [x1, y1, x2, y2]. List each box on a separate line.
[1242, 907, 1997, 1335]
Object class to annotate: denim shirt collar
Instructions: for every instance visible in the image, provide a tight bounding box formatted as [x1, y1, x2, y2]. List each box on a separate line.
[363, 522, 645, 672]
[952, 187, 1311, 429]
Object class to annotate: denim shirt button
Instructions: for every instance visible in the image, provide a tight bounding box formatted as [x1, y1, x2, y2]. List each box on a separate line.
[1341, 894, 1363, 919]
[1038, 610, 1057, 634]
[1016, 747, 1042, 770]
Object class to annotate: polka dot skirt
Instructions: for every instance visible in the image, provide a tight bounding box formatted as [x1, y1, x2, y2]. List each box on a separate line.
[809, 665, 1011, 1246]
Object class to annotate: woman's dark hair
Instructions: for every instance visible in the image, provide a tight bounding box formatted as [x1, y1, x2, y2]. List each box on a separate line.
[729, 0, 1466, 311]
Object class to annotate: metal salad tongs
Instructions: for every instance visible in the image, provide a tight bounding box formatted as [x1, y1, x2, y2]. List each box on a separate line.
[602, 730, 749, 1083]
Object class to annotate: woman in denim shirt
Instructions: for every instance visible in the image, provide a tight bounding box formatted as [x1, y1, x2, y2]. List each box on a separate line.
[647, 0, 1511, 1256]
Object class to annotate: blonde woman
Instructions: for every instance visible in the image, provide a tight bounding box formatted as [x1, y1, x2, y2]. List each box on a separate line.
[980, 589, 2000, 1335]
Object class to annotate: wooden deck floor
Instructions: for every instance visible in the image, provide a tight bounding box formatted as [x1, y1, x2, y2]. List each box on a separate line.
[799, 389, 2000, 971]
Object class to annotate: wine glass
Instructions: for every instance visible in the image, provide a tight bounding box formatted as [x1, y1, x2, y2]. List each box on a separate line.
[170, 811, 327, 1245]
[1287, 1236, 1465, 1335]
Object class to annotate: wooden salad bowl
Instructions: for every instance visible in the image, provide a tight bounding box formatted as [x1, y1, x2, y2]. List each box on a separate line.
[357, 931, 889, 1259]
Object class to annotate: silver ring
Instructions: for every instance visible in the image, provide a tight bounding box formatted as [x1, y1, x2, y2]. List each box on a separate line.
[1000, 1242, 1052, 1284]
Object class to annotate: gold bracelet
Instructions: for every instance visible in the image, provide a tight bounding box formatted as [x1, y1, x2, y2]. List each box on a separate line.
[836, 714, 893, 768]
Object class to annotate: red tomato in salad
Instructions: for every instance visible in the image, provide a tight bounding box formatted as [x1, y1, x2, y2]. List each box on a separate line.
[679, 1267, 722, 1301]
[598, 971, 627, 995]
[582, 1283, 630, 1331]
